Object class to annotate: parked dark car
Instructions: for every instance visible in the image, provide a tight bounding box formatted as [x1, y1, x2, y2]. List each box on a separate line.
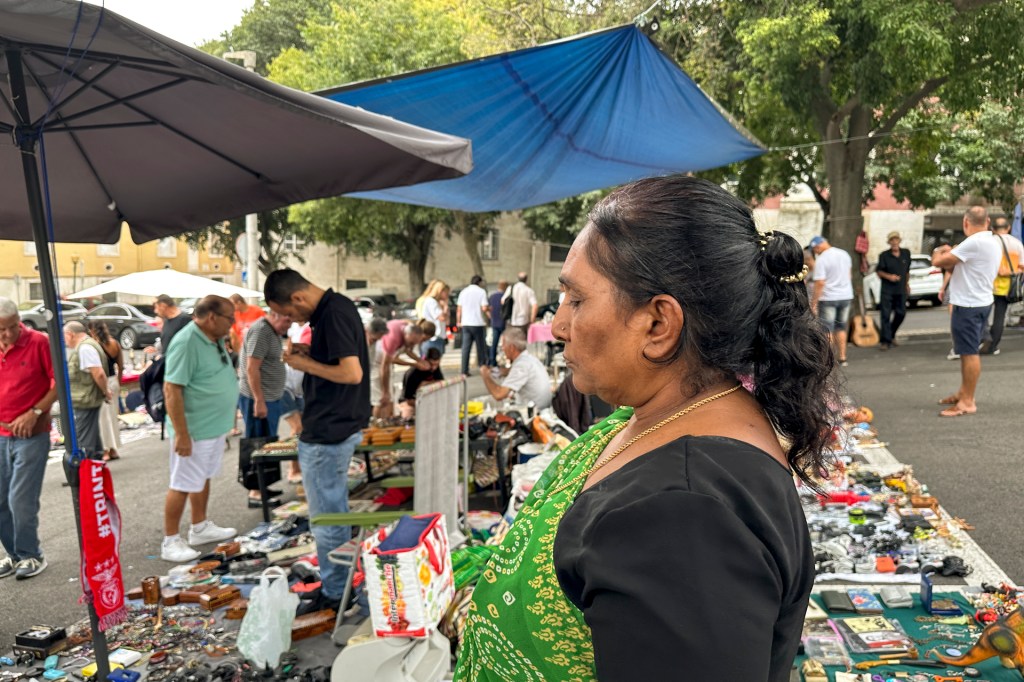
[353, 293, 403, 320]
[19, 301, 88, 329]
[86, 303, 161, 349]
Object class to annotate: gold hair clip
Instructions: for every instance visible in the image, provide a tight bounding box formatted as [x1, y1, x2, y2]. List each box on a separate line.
[757, 230, 776, 250]
[779, 264, 808, 284]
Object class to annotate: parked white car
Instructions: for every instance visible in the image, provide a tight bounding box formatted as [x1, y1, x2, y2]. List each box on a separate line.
[862, 254, 943, 309]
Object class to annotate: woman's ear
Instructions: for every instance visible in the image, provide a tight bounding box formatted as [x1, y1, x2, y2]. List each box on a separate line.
[642, 294, 684, 362]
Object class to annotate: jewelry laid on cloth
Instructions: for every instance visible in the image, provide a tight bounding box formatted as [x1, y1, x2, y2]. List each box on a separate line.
[550, 383, 742, 496]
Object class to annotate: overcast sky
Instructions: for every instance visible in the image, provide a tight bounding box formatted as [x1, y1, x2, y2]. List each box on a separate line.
[84, 0, 252, 47]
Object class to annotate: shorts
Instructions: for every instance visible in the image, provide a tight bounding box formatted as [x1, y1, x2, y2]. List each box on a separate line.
[818, 299, 852, 332]
[280, 389, 304, 417]
[951, 304, 991, 356]
[168, 435, 226, 493]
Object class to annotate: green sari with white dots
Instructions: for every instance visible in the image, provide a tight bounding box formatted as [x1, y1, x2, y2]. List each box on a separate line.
[453, 408, 633, 682]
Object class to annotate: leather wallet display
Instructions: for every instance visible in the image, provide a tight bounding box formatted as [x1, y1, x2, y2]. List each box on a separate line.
[820, 589, 857, 612]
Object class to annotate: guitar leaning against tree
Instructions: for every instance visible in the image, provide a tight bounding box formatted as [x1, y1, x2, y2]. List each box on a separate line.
[850, 292, 880, 348]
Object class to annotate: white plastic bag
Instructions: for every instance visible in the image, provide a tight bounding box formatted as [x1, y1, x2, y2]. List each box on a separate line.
[237, 567, 299, 668]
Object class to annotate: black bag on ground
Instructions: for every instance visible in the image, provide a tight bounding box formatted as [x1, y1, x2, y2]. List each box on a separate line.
[237, 417, 281, 492]
[501, 283, 516, 323]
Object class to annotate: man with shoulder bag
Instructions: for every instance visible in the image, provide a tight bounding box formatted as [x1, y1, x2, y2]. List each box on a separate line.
[982, 217, 1024, 355]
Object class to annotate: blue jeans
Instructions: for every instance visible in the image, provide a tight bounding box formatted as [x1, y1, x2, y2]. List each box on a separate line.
[460, 326, 487, 375]
[0, 432, 50, 561]
[238, 395, 282, 438]
[298, 432, 362, 600]
[489, 326, 504, 365]
[421, 337, 446, 357]
[817, 299, 852, 332]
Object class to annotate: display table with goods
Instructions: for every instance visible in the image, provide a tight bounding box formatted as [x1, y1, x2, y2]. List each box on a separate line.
[250, 435, 412, 522]
[795, 406, 1021, 682]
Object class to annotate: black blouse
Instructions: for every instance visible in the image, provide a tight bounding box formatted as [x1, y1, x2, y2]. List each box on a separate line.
[553, 436, 813, 682]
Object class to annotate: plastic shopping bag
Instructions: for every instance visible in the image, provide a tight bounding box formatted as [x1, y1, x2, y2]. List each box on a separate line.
[237, 567, 299, 668]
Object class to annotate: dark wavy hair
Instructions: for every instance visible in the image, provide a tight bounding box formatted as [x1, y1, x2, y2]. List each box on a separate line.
[584, 175, 838, 482]
[86, 320, 110, 345]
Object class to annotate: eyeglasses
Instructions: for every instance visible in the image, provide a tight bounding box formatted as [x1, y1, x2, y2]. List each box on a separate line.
[216, 344, 229, 365]
[214, 310, 234, 323]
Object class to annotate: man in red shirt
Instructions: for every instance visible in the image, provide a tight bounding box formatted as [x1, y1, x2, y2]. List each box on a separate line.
[0, 298, 57, 580]
[228, 294, 266, 353]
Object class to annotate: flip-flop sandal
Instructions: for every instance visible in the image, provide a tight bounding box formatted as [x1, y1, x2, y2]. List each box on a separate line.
[939, 407, 976, 417]
[937, 396, 960, 405]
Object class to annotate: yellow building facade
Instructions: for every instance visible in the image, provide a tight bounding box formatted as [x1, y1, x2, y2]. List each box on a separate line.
[0, 223, 237, 304]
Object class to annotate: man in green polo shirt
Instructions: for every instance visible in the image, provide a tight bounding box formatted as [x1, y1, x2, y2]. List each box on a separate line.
[160, 295, 239, 563]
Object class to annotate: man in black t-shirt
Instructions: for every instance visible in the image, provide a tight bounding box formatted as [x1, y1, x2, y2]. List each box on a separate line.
[153, 294, 190, 355]
[264, 269, 370, 613]
[875, 231, 912, 349]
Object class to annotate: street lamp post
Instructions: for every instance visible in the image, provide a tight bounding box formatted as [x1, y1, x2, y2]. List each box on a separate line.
[223, 51, 260, 296]
[70, 254, 80, 294]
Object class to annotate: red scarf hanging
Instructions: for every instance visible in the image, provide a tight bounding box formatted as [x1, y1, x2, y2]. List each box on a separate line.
[78, 460, 127, 631]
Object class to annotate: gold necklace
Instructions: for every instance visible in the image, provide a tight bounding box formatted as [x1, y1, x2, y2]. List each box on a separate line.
[550, 384, 742, 496]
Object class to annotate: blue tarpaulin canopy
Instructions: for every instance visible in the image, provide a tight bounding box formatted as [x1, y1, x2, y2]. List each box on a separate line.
[322, 25, 765, 212]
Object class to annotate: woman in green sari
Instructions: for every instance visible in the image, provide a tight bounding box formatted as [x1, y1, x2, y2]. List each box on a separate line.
[454, 176, 838, 681]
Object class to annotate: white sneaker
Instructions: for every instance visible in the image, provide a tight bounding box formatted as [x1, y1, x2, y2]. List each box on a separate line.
[161, 537, 200, 563]
[188, 521, 236, 546]
[947, 348, 960, 360]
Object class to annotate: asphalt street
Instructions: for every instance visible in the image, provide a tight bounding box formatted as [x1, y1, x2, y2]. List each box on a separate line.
[2, 313, 1022, 647]
[0, 373, 489, 648]
[843, 304, 1024, 585]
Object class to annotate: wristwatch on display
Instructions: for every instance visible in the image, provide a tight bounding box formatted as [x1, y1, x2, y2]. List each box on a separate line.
[31, 407, 43, 417]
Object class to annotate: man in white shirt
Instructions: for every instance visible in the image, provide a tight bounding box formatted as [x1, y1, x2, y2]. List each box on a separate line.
[63, 321, 112, 460]
[501, 272, 538, 338]
[457, 275, 490, 376]
[932, 206, 1002, 417]
[480, 328, 551, 410]
[808, 236, 854, 366]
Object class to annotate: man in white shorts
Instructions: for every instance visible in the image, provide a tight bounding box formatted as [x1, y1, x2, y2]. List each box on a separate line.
[161, 296, 239, 562]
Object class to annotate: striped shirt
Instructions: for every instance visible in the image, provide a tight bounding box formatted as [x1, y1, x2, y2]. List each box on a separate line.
[238, 317, 286, 401]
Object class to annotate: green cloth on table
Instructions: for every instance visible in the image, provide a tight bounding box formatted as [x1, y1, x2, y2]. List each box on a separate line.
[798, 591, 1019, 681]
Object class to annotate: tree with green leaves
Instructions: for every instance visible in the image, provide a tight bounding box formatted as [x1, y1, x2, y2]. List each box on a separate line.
[874, 100, 1024, 212]
[663, 0, 1024, 256]
[182, 208, 302, 276]
[288, 198, 450, 295]
[198, 0, 333, 75]
[267, 0, 505, 290]
[187, 0, 334, 270]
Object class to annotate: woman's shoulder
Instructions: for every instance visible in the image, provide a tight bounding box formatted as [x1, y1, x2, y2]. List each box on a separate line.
[584, 435, 799, 515]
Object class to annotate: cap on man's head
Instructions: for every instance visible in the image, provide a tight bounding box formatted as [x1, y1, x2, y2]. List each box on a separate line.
[807, 235, 826, 249]
[887, 231, 901, 241]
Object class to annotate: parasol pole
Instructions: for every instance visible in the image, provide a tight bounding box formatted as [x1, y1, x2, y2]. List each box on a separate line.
[6, 47, 111, 680]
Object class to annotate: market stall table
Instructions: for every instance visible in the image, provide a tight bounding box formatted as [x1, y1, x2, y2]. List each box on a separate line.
[251, 441, 414, 522]
[796, 590, 1023, 681]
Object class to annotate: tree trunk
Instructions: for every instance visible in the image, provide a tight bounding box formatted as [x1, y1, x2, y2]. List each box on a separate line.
[407, 262, 425, 300]
[821, 105, 872, 293]
[404, 222, 435, 298]
[459, 216, 486, 278]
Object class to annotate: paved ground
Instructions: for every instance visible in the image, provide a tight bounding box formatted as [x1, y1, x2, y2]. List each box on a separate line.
[3, 311, 1021, 645]
[0, 374, 490, 647]
[843, 304, 1024, 584]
